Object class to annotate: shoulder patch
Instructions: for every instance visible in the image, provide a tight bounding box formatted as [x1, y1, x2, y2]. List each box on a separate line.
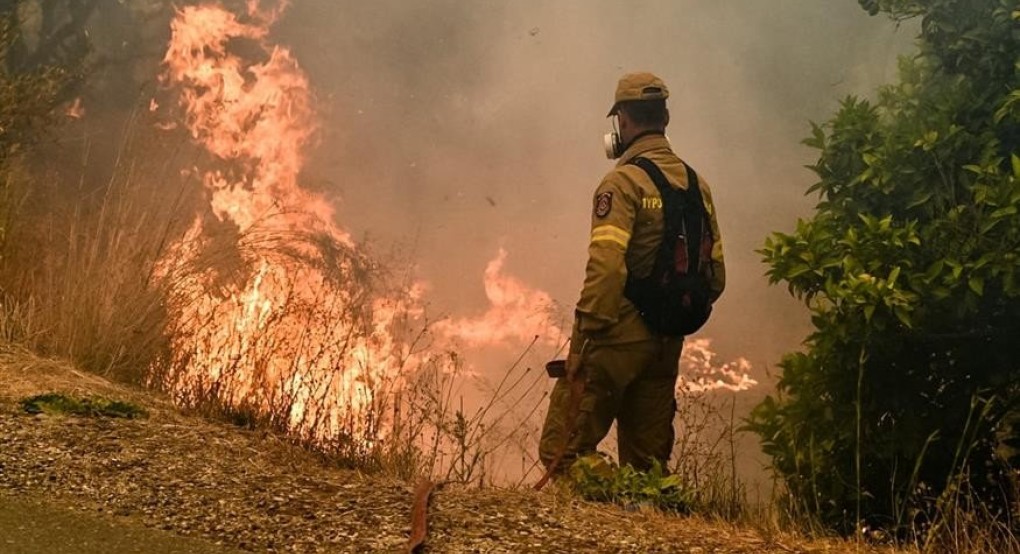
[594, 191, 613, 218]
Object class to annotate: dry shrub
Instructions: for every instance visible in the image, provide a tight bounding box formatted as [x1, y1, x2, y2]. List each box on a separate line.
[0, 111, 194, 382]
[909, 469, 1020, 554]
[384, 341, 551, 485]
[146, 204, 411, 462]
[672, 388, 746, 519]
[143, 190, 558, 481]
[0, 107, 548, 485]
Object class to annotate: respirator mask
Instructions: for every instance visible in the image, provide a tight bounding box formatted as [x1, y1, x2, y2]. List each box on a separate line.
[603, 115, 624, 159]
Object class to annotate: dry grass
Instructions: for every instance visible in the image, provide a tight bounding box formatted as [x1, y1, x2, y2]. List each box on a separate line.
[671, 388, 747, 520]
[0, 111, 193, 382]
[912, 475, 1020, 554]
[0, 350, 908, 553]
[385, 339, 553, 485]
[0, 109, 548, 490]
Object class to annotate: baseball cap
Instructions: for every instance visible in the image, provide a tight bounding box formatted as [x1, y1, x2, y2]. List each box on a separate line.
[607, 72, 669, 117]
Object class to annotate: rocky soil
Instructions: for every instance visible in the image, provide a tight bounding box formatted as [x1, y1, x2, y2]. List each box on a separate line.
[0, 347, 886, 553]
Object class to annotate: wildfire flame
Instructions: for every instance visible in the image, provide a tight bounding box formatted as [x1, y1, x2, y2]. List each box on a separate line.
[65, 97, 85, 119]
[155, 1, 562, 450]
[433, 248, 563, 348]
[156, 2, 420, 445]
[162, 3, 335, 238]
[679, 338, 757, 393]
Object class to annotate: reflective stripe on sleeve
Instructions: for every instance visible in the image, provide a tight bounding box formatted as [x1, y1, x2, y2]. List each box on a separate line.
[590, 225, 631, 248]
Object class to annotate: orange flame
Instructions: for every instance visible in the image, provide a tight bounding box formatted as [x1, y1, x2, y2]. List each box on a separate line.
[434, 248, 563, 348]
[155, 2, 561, 452]
[679, 338, 757, 393]
[157, 2, 412, 445]
[65, 97, 85, 119]
[162, 3, 337, 237]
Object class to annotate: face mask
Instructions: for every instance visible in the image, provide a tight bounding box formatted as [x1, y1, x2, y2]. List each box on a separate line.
[603, 115, 623, 159]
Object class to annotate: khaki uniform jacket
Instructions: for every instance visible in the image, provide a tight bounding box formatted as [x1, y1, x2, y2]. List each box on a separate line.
[571, 134, 725, 349]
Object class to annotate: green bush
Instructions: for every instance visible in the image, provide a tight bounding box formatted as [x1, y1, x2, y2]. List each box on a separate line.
[568, 454, 694, 513]
[747, 0, 1020, 536]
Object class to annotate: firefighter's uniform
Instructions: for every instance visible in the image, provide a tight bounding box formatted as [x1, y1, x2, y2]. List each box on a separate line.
[539, 73, 725, 472]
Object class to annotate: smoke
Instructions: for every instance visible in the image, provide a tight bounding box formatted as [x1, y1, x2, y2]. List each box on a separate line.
[22, 0, 916, 480]
[43, 0, 913, 371]
[269, 1, 915, 482]
[272, 0, 914, 370]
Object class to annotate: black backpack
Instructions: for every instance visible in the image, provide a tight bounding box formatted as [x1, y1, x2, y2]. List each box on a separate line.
[624, 157, 715, 337]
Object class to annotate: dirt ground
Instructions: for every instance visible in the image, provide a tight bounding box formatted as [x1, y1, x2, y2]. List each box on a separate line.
[0, 493, 244, 554]
[0, 346, 885, 553]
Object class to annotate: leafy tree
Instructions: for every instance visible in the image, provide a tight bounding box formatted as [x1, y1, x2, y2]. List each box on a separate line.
[748, 0, 1020, 535]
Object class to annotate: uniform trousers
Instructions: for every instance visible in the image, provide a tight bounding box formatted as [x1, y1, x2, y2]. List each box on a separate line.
[538, 336, 683, 472]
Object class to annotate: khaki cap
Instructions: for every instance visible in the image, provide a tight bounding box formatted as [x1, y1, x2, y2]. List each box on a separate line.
[607, 72, 669, 116]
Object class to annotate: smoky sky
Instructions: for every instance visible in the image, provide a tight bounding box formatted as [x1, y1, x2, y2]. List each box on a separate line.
[0, 0, 920, 486]
[16, 0, 919, 481]
[33, 0, 914, 379]
[271, 0, 915, 373]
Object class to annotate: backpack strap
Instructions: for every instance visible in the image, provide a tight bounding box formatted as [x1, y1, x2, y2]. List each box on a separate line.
[628, 157, 707, 275]
[629, 157, 706, 214]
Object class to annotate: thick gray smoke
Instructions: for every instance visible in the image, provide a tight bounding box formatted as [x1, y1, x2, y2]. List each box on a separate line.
[275, 0, 914, 371]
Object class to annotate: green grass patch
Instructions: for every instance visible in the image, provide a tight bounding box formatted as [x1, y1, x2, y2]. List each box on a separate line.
[20, 393, 147, 419]
[568, 454, 694, 513]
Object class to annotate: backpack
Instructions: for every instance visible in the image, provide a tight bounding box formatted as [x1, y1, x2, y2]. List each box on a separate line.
[623, 157, 715, 337]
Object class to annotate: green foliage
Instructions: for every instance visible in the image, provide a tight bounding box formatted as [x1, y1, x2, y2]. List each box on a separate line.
[568, 454, 694, 513]
[20, 392, 148, 419]
[749, 0, 1020, 535]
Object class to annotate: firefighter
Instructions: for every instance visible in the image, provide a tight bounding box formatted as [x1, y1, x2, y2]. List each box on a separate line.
[539, 72, 726, 474]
